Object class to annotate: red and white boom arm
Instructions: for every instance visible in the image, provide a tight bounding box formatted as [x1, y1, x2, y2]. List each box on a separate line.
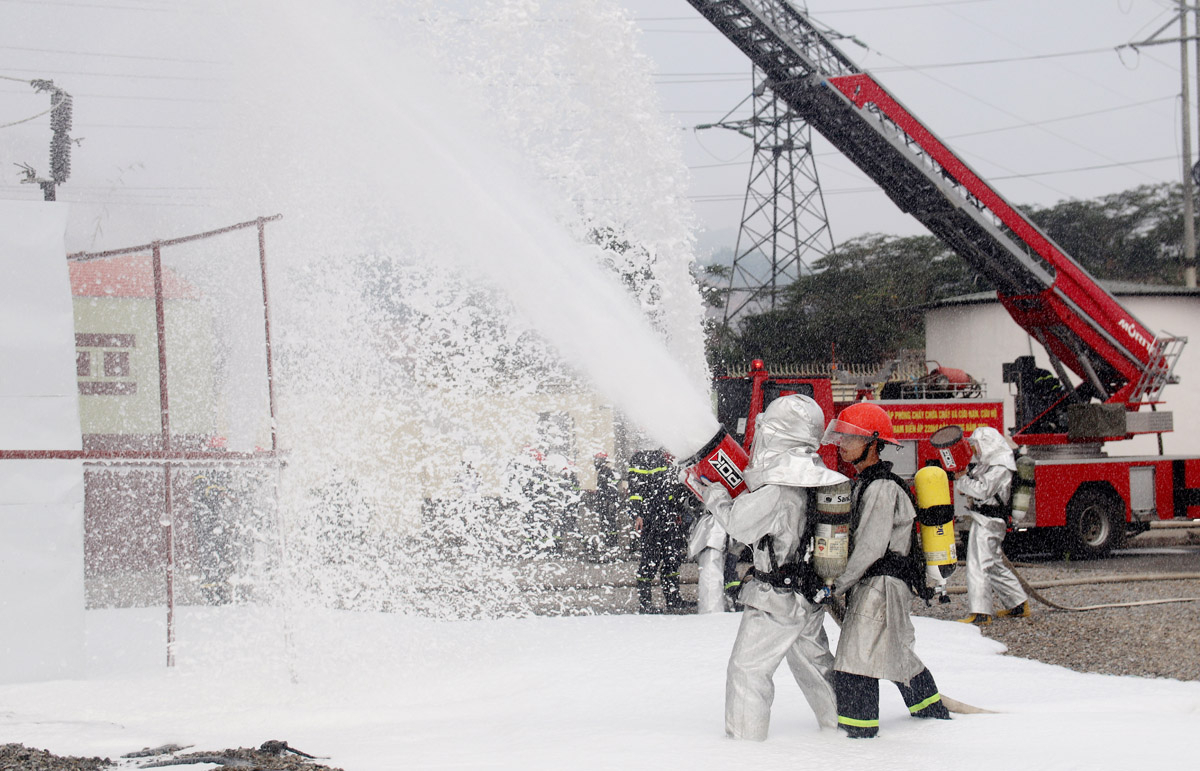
[684, 0, 1181, 419]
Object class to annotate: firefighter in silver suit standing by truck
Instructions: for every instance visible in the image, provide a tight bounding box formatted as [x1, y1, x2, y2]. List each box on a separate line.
[695, 394, 847, 740]
[955, 426, 1031, 625]
[821, 402, 951, 738]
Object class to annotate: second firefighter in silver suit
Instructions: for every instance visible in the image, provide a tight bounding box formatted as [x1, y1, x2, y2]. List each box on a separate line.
[955, 426, 1030, 625]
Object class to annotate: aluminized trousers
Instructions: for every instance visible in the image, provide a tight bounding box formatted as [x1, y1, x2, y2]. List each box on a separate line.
[725, 602, 837, 739]
[697, 547, 726, 614]
[965, 512, 1027, 615]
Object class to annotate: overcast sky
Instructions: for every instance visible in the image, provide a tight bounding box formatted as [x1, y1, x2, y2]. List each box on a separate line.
[620, 0, 1193, 256]
[1, 0, 1194, 258]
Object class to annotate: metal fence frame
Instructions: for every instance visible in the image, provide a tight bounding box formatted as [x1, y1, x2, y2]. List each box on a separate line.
[1, 214, 283, 666]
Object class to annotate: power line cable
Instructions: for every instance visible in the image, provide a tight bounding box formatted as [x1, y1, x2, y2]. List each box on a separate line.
[72, 123, 223, 131]
[652, 46, 1132, 80]
[989, 154, 1178, 180]
[818, 0, 997, 11]
[686, 95, 1175, 168]
[0, 105, 53, 129]
[0, 44, 226, 65]
[0, 86, 224, 104]
[632, 1, 995, 23]
[0, 65, 218, 83]
[0, 0, 174, 9]
[687, 154, 1179, 202]
[872, 47, 1117, 71]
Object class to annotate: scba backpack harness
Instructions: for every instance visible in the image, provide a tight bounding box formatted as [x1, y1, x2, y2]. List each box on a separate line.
[853, 464, 935, 604]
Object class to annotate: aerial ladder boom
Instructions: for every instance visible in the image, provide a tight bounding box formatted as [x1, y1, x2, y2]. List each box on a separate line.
[684, 0, 1184, 441]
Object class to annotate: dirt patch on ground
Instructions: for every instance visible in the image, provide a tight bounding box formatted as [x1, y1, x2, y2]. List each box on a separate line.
[1, 741, 344, 771]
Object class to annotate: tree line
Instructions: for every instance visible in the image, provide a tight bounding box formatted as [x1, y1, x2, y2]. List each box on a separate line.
[706, 182, 1195, 370]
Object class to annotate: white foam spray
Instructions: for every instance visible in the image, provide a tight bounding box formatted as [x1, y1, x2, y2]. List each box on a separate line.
[198, 1, 725, 622]
[223, 1, 719, 459]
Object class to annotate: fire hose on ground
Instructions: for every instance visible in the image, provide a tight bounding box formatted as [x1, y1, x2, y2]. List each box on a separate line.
[982, 557, 1200, 612]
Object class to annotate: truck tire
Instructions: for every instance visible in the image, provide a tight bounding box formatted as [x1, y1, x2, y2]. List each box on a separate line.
[1064, 488, 1124, 558]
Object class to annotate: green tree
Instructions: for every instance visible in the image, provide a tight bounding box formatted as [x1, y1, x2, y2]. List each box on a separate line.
[720, 233, 986, 367]
[1023, 183, 1187, 284]
[712, 182, 1194, 368]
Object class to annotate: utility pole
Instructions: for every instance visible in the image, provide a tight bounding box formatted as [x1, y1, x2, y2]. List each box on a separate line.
[1193, 4, 1200, 287]
[1121, 2, 1200, 288]
[1181, 9, 1196, 288]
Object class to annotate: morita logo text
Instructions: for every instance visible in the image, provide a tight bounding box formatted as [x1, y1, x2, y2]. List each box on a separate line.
[1118, 318, 1154, 354]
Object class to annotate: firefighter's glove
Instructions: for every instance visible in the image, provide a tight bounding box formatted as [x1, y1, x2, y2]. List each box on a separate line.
[683, 468, 713, 496]
[683, 468, 718, 502]
[701, 480, 730, 512]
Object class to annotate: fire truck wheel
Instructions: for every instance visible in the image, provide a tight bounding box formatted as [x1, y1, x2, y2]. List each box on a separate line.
[1064, 488, 1124, 559]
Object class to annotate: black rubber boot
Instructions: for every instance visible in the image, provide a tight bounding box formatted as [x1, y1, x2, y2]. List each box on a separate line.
[895, 668, 952, 720]
[835, 671, 880, 738]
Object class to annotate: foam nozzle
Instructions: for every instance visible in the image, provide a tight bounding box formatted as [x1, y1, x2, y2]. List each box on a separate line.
[682, 428, 750, 499]
[929, 424, 972, 473]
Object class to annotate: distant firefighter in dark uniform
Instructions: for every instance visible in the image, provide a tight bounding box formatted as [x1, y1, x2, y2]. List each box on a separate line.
[627, 448, 688, 613]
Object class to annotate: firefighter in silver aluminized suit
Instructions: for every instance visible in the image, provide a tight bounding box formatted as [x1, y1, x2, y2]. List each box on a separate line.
[695, 394, 847, 740]
[821, 401, 951, 739]
[955, 426, 1031, 625]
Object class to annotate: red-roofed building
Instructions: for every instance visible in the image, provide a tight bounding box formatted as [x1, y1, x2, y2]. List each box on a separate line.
[70, 254, 201, 300]
[70, 254, 217, 453]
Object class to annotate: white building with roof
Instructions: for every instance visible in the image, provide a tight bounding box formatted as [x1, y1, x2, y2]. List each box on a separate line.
[924, 282, 1200, 456]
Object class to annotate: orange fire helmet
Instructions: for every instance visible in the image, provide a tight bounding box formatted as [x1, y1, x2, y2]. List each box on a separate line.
[822, 401, 900, 446]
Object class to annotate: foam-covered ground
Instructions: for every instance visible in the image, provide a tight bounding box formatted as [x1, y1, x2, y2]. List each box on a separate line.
[0, 606, 1195, 770]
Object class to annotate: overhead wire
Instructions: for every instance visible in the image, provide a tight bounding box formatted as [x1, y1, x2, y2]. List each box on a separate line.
[685, 95, 1179, 202]
[687, 94, 1175, 151]
[0, 65, 218, 83]
[0, 74, 48, 129]
[654, 43, 1130, 77]
[871, 46, 1119, 72]
[643, 6, 1176, 205]
[0, 0, 201, 12]
[687, 154, 1179, 202]
[0, 105, 53, 129]
[632, 1, 995, 23]
[0, 44, 226, 65]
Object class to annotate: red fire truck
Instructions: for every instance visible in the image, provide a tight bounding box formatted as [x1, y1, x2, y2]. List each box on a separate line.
[695, 0, 1200, 557]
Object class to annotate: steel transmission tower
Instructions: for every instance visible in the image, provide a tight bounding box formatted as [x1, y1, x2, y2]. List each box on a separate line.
[703, 70, 838, 327]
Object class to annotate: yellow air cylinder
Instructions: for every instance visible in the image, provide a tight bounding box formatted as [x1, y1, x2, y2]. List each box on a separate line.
[914, 465, 957, 568]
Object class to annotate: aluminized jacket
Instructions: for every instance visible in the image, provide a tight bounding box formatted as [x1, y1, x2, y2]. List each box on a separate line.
[833, 463, 926, 684]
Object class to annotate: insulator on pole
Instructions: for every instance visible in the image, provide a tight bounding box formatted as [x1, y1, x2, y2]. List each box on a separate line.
[27, 78, 74, 200]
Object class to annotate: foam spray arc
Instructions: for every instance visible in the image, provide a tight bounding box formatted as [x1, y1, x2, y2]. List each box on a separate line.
[387, 107, 719, 458]
[230, 2, 721, 459]
[213, 1, 732, 624]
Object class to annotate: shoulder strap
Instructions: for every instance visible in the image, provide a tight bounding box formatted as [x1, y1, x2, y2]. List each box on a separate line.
[757, 533, 780, 574]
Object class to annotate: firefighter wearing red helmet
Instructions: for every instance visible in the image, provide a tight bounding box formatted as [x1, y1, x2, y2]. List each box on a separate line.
[820, 401, 951, 738]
